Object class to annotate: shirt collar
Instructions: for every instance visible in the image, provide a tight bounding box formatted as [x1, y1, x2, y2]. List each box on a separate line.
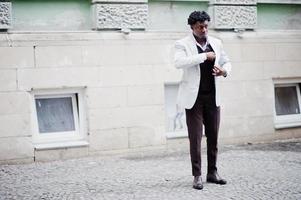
[196, 40, 208, 51]
[193, 34, 208, 51]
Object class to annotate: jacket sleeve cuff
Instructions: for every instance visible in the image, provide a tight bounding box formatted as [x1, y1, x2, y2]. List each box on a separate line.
[201, 53, 207, 61]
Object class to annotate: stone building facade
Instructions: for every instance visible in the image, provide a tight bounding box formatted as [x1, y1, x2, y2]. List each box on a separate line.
[0, 0, 301, 163]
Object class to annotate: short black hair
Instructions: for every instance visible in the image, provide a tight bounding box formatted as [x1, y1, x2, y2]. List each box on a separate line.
[188, 11, 210, 26]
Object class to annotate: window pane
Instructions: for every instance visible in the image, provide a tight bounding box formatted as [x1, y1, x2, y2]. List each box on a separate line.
[275, 86, 300, 116]
[35, 97, 76, 133]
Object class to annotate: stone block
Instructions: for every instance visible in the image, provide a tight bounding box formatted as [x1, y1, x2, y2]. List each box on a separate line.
[222, 94, 274, 117]
[89, 128, 128, 151]
[83, 43, 171, 67]
[223, 43, 243, 62]
[152, 65, 168, 84]
[34, 146, 89, 162]
[0, 114, 31, 137]
[98, 67, 126, 86]
[0, 2, 12, 29]
[227, 61, 264, 81]
[18, 67, 99, 90]
[0, 92, 31, 115]
[128, 126, 161, 148]
[89, 105, 164, 130]
[164, 67, 183, 83]
[153, 125, 167, 146]
[275, 127, 301, 138]
[263, 61, 301, 79]
[241, 43, 276, 61]
[89, 106, 134, 130]
[0, 69, 16, 91]
[213, 5, 257, 29]
[127, 84, 164, 106]
[86, 87, 127, 108]
[99, 66, 159, 86]
[35, 46, 82, 68]
[83, 42, 172, 66]
[82, 45, 126, 66]
[219, 80, 274, 102]
[0, 47, 34, 68]
[0, 137, 33, 161]
[126, 66, 162, 85]
[92, 4, 148, 29]
[126, 105, 165, 127]
[89, 107, 128, 130]
[220, 115, 274, 138]
[275, 44, 301, 61]
[246, 115, 275, 135]
[123, 43, 171, 65]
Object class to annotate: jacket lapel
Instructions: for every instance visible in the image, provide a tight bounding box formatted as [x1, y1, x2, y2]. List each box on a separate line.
[188, 34, 220, 67]
[188, 33, 198, 56]
[207, 36, 219, 66]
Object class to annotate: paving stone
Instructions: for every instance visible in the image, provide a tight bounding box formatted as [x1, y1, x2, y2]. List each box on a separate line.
[0, 140, 300, 200]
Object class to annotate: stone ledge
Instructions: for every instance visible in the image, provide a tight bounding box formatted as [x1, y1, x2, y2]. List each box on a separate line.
[0, 31, 301, 45]
[34, 141, 89, 150]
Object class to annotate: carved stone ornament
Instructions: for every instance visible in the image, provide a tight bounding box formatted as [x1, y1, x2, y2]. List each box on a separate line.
[0, 2, 12, 29]
[92, 4, 148, 30]
[213, 5, 257, 29]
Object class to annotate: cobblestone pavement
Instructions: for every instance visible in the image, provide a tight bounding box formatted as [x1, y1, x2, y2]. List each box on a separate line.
[0, 139, 301, 200]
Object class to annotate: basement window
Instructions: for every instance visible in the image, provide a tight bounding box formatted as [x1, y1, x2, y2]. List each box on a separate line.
[274, 83, 301, 129]
[31, 88, 88, 149]
[164, 83, 187, 138]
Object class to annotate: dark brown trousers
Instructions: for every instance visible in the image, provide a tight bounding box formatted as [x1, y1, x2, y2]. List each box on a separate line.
[185, 92, 220, 176]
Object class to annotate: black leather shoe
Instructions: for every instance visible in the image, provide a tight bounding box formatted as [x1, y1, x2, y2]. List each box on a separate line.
[193, 176, 203, 190]
[206, 172, 227, 185]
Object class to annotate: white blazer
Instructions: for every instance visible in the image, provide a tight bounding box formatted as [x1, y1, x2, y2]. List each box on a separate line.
[174, 33, 232, 109]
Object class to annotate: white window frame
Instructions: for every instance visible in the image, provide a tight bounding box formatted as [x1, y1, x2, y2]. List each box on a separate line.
[31, 88, 88, 149]
[164, 83, 188, 138]
[274, 82, 301, 129]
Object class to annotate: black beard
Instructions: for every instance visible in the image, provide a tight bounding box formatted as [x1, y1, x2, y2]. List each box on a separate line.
[193, 34, 207, 43]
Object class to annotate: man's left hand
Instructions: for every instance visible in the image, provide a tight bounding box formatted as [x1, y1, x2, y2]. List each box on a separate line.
[212, 65, 226, 77]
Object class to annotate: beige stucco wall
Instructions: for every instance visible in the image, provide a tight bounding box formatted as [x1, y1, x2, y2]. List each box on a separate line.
[0, 30, 301, 163]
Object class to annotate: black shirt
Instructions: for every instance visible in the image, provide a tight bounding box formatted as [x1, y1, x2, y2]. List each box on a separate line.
[196, 43, 216, 94]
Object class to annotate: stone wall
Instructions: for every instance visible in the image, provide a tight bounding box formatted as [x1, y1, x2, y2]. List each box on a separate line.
[0, 31, 301, 163]
[1, 0, 301, 163]
[0, 32, 170, 163]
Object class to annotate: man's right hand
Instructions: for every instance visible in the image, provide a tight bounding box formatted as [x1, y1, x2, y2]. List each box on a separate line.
[206, 52, 216, 61]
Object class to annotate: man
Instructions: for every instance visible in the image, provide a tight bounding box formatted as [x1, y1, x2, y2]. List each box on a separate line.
[174, 11, 231, 190]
